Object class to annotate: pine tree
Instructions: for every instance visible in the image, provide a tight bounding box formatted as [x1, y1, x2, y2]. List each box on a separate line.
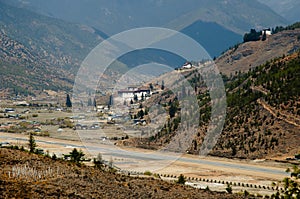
[161, 80, 165, 90]
[66, 94, 72, 107]
[69, 148, 85, 163]
[149, 83, 153, 91]
[141, 93, 144, 101]
[28, 133, 36, 153]
[177, 174, 186, 184]
[134, 94, 138, 102]
[109, 95, 113, 106]
[93, 98, 97, 107]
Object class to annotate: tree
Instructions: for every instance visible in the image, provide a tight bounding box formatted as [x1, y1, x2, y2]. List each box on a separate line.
[93, 98, 97, 107]
[272, 165, 300, 198]
[169, 100, 178, 118]
[141, 93, 144, 101]
[177, 174, 186, 184]
[108, 95, 113, 107]
[262, 31, 267, 41]
[243, 29, 261, 43]
[137, 109, 144, 119]
[161, 80, 165, 90]
[133, 94, 138, 102]
[68, 148, 85, 163]
[108, 156, 113, 168]
[28, 133, 36, 153]
[149, 83, 153, 91]
[66, 94, 72, 107]
[52, 153, 57, 160]
[93, 153, 104, 168]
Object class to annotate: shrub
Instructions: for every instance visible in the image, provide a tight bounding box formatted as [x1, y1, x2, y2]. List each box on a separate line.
[177, 174, 186, 184]
[144, 171, 152, 176]
[226, 184, 233, 194]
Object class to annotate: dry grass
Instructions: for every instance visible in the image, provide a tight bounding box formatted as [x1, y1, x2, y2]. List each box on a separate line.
[0, 148, 248, 199]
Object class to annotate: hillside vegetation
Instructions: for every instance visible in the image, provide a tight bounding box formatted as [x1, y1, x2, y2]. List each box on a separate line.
[128, 51, 300, 160]
[0, 32, 73, 95]
[210, 52, 300, 158]
[0, 148, 242, 199]
[0, 1, 104, 95]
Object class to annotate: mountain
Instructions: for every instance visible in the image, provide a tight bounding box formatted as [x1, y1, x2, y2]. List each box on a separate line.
[120, 29, 300, 160]
[181, 21, 241, 58]
[0, 32, 72, 95]
[3, 0, 287, 34]
[2, 0, 288, 57]
[0, 1, 103, 71]
[257, 0, 300, 23]
[216, 28, 300, 75]
[210, 52, 300, 159]
[0, 1, 104, 95]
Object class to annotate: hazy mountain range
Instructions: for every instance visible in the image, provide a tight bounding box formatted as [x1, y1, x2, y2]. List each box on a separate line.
[258, 0, 300, 23]
[1, 0, 289, 57]
[0, 0, 298, 94]
[2, 0, 287, 34]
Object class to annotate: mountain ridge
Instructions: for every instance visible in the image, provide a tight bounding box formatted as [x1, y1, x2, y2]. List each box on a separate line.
[1, 0, 288, 58]
[216, 28, 300, 75]
[118, 30, 300, 160]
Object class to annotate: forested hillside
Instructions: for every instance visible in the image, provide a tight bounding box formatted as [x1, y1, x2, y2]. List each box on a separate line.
[210, 52, 300, 158]
[125, 51, 300, 159]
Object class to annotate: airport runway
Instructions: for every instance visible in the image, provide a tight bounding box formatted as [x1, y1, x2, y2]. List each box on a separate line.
[0, 133, 289, 180]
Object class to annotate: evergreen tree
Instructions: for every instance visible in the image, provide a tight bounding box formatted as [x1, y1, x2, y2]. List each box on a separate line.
[177, 174, 186, 184]
[169, 101, 177, 118]
[134, 94, 138, 102]
[262, 31, 267, 41]
[28, 133, 36, 153]
[66, 94, 72, 107]
[161, 80, 165, 90]
[108, 95, 113, 107]
[141, 93, 144, 101]
[69, 148, 85, 163]
[137, 109, 144, 119]
[243, 29, 261, 43]
[149, 83, 154, 91]
[93, 98, 97, 107]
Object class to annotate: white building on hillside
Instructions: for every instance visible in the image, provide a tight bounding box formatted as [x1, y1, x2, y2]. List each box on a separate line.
[182, 62, 192, 69]
[262, 28, 272, 36]
[117, 86, 150, 102]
